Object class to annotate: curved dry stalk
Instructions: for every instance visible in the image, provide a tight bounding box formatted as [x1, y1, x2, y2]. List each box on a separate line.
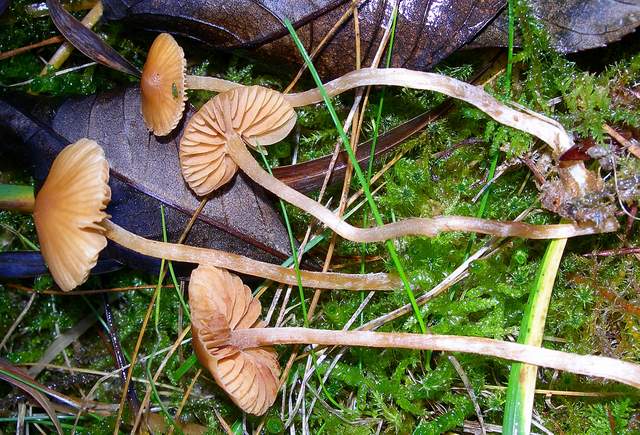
[227, 135, 616, 241]
[101, 220, 397, 290]
[230, 327, 640, 390]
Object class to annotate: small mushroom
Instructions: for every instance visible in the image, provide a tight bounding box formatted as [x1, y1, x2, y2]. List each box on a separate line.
[33, 138, 110, 291]
[26, 138, 400, 292]
[189, 264, 640, 416]
[140, 33, 239, 136]
[190, 265, 279, 415]
[179, 86, 616, 242]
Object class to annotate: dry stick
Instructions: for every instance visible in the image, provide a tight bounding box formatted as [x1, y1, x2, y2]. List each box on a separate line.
[102, 220, 397, 290]
[228, 135, 612, 240]
[448, 355, 486, 435]
[111, 286, 158, 435]
[8, 283, 175, 296]
[20, 363, 198, 397]
[278, 16, 391, 427]
[0, 293, 36, 351]
[112, 199, 208, 434]
[39, 1, 103, 74]
[167, 369, 202, 435]
[0, 36, 64, 61]
[283, 0, 359, 93]
[130, 326, 192, 433]
[231, 327, 640, 389]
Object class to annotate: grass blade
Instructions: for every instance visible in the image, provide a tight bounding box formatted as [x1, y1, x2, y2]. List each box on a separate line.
[503, 237, 567, 433]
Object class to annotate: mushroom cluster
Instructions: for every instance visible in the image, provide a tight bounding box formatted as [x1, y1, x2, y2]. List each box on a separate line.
[8, 31, 632, 421]
[30, 138, 400, 292]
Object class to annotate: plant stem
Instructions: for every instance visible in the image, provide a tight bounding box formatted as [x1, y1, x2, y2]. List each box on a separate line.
[230, 327, 640, 389]
[101, 220, 398, 290]
[39, 1, 103, 75]
[0, 184, 35, 213]
[503, 237, 567, 434]
[228, 135, 613, 240]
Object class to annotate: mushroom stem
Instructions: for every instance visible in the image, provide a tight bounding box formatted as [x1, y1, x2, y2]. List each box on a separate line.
[184, 75, 239, 93]
[0, 184, 35, 213]
[101, 220, 398, 290]
[231, 327, 640, 389]
[286, 69, 566, 151]
[227, 135, 616, 241]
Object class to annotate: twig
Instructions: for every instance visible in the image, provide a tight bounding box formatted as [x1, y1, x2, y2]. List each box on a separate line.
[39, 1, 103, 75]
[130, 326, 192, 433]
[0, 293, 37, 351]
[102, 295, 141, 416]
[0, 36, 64, 61]
[167, 369, 201, 435]
[3, 62, 96, 87]
[448, 355, 486, 435]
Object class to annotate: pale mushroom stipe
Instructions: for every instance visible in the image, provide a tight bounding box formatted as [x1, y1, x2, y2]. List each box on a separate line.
[189, 264, 640, 416]
[31, 139, 400, 291]
[179, 86, 615, 242]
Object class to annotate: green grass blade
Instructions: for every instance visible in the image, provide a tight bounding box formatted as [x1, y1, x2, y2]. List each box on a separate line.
[0, 184, 35, 213]
[284, 19, 426, 334]
[502, 237, 567, 434]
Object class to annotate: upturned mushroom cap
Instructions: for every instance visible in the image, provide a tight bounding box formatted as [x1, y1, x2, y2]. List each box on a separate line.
[188, 265, 280, 415]
[179, 85, 297, 196]
[33, 139, 111, 292]
[141, 33, 187, 136]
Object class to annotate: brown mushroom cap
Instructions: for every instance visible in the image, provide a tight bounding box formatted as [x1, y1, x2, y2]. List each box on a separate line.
[189, 265, 280, 415]
[141, 33, 187, 136]
[33, 139, 111, 292]
[180, 85, 297, 196]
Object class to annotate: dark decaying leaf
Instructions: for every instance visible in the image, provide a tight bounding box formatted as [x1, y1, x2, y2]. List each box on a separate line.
[0, 88, 293, 278]
[0, 251, 122, 278]
[100, 0, 505, 77]
[0, 359, 63, 435]
[470, 0, 640, 53]
[45, 0, 140, 77]
[273, 101, 453, 193]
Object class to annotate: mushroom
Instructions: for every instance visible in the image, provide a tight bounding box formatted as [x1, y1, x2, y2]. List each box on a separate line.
[140, 33, 239, 136]
[189, 264, 640, 416]
[179, 85, 616, 242]
[29, 138, 400, 291]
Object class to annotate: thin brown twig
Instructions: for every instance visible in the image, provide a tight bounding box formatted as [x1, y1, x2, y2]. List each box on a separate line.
[131, 326, 192, 432]
[448, 355, 486, 435]
[283, 0, 359, 93]
[112, 286, 159, 434]
[168, 369, 202, 435]
[8, 283, 175, 296]
[0, 36, 64, 61]
[0, 292, 37, 351]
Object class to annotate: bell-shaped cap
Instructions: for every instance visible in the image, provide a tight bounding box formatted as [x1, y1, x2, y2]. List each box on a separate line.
[141, 33, 187, 136]
[33, 139, 111, 292]
[189, 265, 280, 415]
[180, 85, 297, 196]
